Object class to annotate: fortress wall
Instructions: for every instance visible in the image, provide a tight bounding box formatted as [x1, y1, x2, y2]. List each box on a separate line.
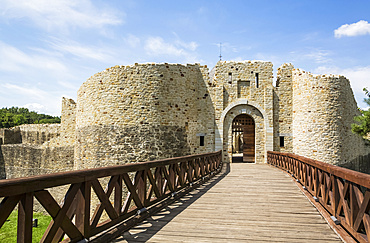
[46, 97, 77, 148]
[75, 63, 214, 169]
[60, 97, 76, 143]
[0, 144, 42, 179]
[0, 127, 21, 144]
[0, 144, 73, 179]
[0, 143, 73, 213]
[0, 120, 74, 179]
[18, 124, 60, 145]
[292, 70, 370, 165]
[0, 124, 60, 146]
[192, 65, 215, 153]
[273, 63, 294, 152]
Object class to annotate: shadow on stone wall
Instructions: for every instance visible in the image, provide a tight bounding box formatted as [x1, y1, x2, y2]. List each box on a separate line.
[273, 90, 280, 151]
[339, 152, 370, 175]
[75, 124, 191, 169]
[0, 146, 5, 179]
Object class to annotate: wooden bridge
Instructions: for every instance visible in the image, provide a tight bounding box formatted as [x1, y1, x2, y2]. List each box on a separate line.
[0, 151, 369, 242]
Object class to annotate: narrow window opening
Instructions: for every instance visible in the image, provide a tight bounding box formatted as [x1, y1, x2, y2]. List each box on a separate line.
[276, 77, 280, 87]
[228, 72, 232, 84]
[255, 73, 259, 88]
[200, 136, 205, 146]
[280, 136, 285, 147]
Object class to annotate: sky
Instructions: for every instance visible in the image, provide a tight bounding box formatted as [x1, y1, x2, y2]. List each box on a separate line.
[0, 0, 369, 116]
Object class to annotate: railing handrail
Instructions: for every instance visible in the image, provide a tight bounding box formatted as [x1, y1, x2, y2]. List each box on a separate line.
[0, 151, 221, 197]
[0, 151, 223, 242]
[268, 151, 370, 188]
[267, 151, 370, 243]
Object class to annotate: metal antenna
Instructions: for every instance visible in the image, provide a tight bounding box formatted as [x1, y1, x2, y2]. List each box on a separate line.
[219, 43, 222, 61]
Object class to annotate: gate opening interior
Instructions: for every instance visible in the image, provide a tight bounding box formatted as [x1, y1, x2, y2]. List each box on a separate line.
[232, 114, 255, 163]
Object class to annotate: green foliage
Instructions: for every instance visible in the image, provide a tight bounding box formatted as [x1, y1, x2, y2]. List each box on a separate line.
[352, 88, 370, 140]
[0, 107, 61, 128]
[0, 211, 52, 242]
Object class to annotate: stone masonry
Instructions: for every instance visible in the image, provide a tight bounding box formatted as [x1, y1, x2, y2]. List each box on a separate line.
[1, 60, 369, 180]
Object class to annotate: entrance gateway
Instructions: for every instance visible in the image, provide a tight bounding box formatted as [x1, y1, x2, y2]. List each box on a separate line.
[232, 114, 255, 162]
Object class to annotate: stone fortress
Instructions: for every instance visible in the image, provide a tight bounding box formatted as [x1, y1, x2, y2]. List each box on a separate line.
[1, 60, 370, 179]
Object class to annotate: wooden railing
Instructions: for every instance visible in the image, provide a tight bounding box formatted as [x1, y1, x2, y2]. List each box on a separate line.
[268, 151, 370, 243]
[0, 151, 222, 243]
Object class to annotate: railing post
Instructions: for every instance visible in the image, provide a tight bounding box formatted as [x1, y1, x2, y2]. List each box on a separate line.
[217, 152, 222, 168]
[187, 160, 194, 183]
[137, 171, 147, 206]
[17, 192, 33, 243]
[314, 167, 319, 198]
[75, 181, 91, 239]
[167, 165, 175, 193]
[114, 175, 123, 215]
[155, 167, 164, 196]
[349, 183, 359, 228]
[179, 161, 186, 186]
[331, 176, 339, 217]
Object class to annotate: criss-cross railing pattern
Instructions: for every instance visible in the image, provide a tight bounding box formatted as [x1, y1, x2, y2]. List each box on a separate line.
[0, 151, 222, 243]
[268, 151, 370, 243]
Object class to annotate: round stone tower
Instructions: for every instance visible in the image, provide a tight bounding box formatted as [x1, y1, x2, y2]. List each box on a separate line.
[74, 63, 214, 169]
[292, 69, 366, 165]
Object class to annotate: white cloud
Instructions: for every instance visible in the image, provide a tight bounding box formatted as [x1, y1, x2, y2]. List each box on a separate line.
[48, 38, 114, 62]
[145, 37, 185, 56]
[304, 50, 331, 64]
[214, 43, 252, 58]
[144, 36, 200, 63]
[289, 49, 332, 64]
[57, 80, 79, 91]
[0, 0, 123, 32]
[0, 83, 64, 116]
[22, 103, 47, 113]
[124, 34, 141, 48]
[254, 53, 284, 65]
[217, 42, 238, 53]
[0, 41, 67, 72]
[2, 83, 49, 99]
[176, 40, 198, 52]
[334, 20, 370, 38]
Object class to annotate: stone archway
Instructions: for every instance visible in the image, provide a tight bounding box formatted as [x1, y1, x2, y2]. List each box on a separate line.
[215, 99, 273, 164]
[232, 114, 255, 162]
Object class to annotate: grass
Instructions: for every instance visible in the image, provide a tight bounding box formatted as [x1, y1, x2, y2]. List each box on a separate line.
[0, 211, 52, 243]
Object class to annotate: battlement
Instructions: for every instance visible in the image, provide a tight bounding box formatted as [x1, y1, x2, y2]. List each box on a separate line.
[292, 68, 349, 80]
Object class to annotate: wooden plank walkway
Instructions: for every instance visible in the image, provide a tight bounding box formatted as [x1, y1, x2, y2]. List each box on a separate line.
[111, 164, 342, 242]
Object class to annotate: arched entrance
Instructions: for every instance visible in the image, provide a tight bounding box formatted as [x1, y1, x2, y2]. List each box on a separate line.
[232, 114, 255, 162]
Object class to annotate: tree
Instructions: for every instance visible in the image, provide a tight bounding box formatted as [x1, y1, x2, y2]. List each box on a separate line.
[352, 88, 370, 140]
[0, 107, 61, 128]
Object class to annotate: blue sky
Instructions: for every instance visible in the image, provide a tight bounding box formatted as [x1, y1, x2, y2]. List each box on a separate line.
[0, 0, 369, 116]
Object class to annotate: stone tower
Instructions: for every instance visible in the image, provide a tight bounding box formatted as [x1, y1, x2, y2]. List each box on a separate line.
[74, 63, 215, 169]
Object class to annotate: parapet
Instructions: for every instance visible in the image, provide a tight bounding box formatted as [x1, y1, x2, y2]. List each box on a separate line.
[0, 124, 60, 146]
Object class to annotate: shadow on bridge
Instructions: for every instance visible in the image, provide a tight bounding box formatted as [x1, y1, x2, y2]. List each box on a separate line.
[111, 164, 231, 242]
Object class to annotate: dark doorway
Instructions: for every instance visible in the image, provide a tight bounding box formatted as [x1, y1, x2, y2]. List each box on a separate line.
[232, 114, 255, 163]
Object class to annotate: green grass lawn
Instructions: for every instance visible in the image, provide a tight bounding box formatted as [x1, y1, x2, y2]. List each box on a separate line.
[0, 211, 52, 242]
